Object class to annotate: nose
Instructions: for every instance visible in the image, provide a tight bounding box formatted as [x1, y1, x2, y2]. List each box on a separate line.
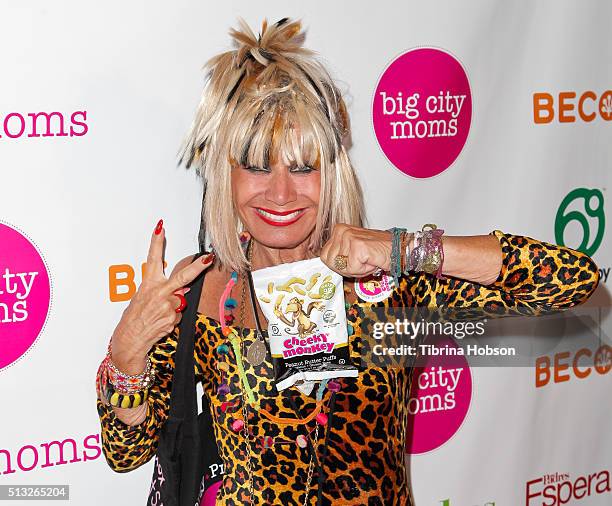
[264, 169, 297, 205]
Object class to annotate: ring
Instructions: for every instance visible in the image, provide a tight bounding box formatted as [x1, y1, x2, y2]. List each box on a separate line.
[333, 254, 348, 270]
[174, 292, 187, 313]
[372, 267, 383, 277]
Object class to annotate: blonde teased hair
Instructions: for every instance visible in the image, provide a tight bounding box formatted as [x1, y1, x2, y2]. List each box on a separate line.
[178, 17, 366, 273]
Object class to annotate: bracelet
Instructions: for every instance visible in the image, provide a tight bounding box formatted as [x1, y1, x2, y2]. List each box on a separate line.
[422, 224, 445, 278]
[402, 232, 413, 274]
[410, 229, 424, 272]
[387, 227, 407, 285]
[96, 357, 110, 405]
[409, 224, 446, 280]
[399, 232, 406, 272]
[104, 348, 155, 395]
[105, 379, 150, 409]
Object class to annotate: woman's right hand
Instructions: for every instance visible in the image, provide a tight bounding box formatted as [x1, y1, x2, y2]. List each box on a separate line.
[109, 219, 215, 374]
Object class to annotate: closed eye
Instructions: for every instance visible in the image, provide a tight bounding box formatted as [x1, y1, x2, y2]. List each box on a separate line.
[243, 165, 317, 174]
[243, 165, 270, 173]
[290, 165, 317, 174]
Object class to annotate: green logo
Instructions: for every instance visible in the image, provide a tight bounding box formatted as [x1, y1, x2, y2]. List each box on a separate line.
[555, 188, 605, 256]
[319, 281, 335, 300]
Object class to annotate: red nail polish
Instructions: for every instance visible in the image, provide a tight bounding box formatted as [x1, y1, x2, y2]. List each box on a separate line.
[154, 219, 163, 235]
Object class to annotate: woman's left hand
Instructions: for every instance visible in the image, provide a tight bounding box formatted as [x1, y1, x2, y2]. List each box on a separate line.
[320, 224, 392, 278]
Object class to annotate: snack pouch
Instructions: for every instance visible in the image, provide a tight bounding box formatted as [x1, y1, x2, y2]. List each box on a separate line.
[251, 257, 358, 391]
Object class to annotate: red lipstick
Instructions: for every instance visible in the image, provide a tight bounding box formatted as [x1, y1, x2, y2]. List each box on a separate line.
[254, 207, 306, 227]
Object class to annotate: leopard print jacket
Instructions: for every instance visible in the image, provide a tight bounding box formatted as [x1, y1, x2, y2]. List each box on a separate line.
[96, 230, 600, 505]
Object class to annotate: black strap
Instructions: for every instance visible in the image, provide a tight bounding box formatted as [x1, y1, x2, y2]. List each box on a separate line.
[167, 251, 207, 505]
[168, 252, 205, 419]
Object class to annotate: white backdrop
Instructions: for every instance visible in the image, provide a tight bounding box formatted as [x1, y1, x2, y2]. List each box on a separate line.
[1, 1, 610, 505]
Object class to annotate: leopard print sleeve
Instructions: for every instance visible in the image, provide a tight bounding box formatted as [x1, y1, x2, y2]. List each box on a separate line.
[96, 326, 191, 473]
[405, 229, 600, 316]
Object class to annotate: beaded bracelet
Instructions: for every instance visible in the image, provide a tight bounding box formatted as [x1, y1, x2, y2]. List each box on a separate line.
[400, 231, 411, 273]
[405, 232, 414, 273]
[385, 225, 445, 280]
[386, 227, 407, 285]
[104, 349, 155, 395]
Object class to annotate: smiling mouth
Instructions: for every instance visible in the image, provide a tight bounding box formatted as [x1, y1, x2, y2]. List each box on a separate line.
[254, 207, 306, 226]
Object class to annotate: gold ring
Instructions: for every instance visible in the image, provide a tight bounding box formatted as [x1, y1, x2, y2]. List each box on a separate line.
[334, 254, 348, 270]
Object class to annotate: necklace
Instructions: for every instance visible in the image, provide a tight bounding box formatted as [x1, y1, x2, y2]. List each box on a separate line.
[216, 236, 339, 506]
[239, 238, 318, 506]
[245, 299, 267, 366]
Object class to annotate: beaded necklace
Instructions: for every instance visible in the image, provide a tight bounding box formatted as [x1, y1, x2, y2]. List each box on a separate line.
[215, 236, 339, 505]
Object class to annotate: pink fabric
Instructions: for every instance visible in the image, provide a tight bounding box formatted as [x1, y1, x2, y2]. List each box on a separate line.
[200, 481, 222, 506]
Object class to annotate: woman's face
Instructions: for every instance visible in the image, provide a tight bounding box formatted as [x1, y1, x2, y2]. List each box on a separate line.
[231, 153, 320, 250]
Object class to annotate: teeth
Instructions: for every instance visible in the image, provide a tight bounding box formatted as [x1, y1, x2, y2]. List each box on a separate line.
[256, 209, 304, 222]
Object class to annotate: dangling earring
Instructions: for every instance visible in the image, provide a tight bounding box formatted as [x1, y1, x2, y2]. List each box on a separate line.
[239, 230, 251, 246]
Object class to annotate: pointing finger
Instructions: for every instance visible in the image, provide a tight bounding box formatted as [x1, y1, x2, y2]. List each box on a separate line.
[166, 252, 215, 292]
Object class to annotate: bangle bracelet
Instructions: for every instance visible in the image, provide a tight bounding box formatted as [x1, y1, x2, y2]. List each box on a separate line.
[105, 379, 149, 409]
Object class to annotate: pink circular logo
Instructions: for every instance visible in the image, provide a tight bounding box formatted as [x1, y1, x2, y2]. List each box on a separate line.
[372, 47, 472, 179]
[0, 221, 51, 371]
[406, 335, 472, 454]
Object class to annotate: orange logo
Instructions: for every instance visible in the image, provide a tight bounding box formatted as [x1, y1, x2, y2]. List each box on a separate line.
[535, 344, 611, 387]
[533, 90, 612, 123]
[108, 261, 167, 302]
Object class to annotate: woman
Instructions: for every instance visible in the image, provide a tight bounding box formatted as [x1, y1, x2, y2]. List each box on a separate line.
[95, 17, 600, 505]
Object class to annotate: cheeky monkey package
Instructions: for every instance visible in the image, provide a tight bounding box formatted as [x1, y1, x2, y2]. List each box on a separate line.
[251, 257, 358, 392]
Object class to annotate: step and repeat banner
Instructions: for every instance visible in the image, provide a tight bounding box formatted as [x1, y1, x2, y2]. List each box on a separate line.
[1, 2, 610, 505]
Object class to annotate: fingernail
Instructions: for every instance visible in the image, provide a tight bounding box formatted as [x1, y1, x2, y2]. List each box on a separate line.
[154, 219, 163, 235]
[202, 252, 215, 264]
[183, 287, 191, 294]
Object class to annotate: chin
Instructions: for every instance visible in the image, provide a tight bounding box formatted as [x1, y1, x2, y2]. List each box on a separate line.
[247, 222, 314, 250]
